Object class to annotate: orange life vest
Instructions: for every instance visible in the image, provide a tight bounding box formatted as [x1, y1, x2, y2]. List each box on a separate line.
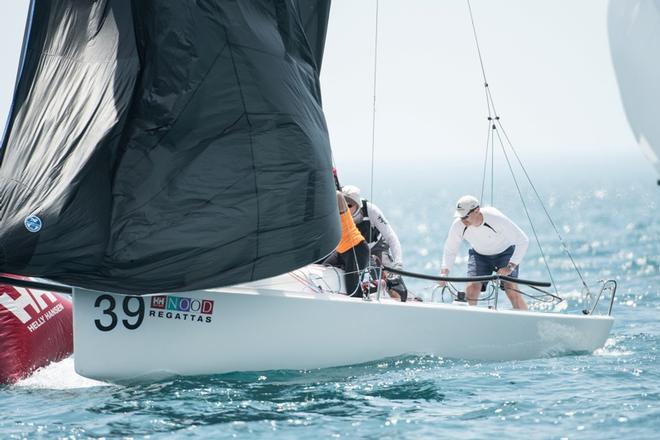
[336, 209, 365, 253]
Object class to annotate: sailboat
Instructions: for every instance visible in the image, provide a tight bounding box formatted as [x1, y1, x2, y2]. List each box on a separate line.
[0, 1, 615, 383]
[608, 0, 660, 184]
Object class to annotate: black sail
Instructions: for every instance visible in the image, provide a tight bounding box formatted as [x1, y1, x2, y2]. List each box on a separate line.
[0, 0, 340, 294]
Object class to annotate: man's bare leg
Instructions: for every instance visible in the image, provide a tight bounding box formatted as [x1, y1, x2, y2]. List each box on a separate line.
[388, 289, 402, 301]
[504, 281, 528, 310]
[466, 282, 481, 306]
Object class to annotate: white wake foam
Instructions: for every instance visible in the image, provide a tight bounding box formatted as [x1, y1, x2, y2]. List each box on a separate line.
[15, 357, 110, 389]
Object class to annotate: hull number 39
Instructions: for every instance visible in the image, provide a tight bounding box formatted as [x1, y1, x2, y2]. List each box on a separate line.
[94, 295, 144, 331]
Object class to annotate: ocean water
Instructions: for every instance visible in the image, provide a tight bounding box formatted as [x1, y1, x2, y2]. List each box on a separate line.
[1, 159, 658, 439]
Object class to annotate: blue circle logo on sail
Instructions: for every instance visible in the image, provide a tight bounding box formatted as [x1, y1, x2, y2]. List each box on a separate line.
[24, 215, 43, 233]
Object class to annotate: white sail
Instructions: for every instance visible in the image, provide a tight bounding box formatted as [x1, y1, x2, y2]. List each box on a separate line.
[608, 0, 660, 180]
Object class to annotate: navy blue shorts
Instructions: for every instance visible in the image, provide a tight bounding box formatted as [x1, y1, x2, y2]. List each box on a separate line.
[467, 245, 518, 291]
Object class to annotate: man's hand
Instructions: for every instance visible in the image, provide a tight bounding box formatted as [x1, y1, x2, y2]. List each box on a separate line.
[438, 269, 449, 287]
[497, 262, 516, 276]
[384, 263, 402, 281]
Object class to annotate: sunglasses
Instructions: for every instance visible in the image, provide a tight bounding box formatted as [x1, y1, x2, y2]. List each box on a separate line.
[460, 207, 478, 220]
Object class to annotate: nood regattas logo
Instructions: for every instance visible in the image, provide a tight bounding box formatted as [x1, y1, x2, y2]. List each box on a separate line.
[149, 295, 214, 324]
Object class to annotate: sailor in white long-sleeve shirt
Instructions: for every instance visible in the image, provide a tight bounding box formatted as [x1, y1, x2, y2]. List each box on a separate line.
[439, 195, 529, 310]
[341, 185, 410, 301]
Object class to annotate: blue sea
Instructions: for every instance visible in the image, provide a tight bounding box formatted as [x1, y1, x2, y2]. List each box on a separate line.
[1, 156, 658, 439]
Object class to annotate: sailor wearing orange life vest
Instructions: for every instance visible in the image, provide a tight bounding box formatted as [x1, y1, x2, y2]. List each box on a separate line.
[333, 191, 370, 297]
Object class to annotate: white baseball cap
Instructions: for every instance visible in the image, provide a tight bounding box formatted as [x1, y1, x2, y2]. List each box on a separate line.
[341, 185, 361, 206]
[454, 195, 480, 218]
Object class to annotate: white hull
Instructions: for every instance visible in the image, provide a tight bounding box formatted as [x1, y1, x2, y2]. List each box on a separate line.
[73, 265, 613, 382]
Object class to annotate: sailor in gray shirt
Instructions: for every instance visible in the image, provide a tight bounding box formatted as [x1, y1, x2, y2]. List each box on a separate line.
[439, 195, 529, 310]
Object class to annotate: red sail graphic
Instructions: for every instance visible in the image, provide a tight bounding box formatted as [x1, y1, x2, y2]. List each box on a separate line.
[0, 274, 73, 384]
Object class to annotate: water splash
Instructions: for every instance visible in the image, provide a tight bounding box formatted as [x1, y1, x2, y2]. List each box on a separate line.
[593, 338, 634, 357]
[15, 357, 109, 389]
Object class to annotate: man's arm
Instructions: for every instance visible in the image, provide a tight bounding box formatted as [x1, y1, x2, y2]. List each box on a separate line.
[440, 220, 462, 273]
[438, 222, 461, 286]
[493, 211, 529, 265]
[367, 203, 403, 266]
[507, 222, 529, 266]
[337, 191, 348, 213]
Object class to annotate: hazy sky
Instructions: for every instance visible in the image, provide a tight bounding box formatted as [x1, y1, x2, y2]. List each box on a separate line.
[321, 0, 643, 171]
[0, 2, 29, 145]
[0, 1, 645, 177]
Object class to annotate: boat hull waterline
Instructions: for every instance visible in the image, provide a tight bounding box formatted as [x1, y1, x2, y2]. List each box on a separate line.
[72, 266, 613, 382]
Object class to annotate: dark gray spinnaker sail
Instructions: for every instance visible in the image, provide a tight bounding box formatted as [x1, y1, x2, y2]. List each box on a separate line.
[0, 0, 340, 294]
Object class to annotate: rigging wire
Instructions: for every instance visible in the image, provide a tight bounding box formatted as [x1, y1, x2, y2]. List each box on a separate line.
[466, 0, 490, 101]
[468, 0, 497, 207]
[490, 119, 495, 206]
[495, 121, 592, 294]
[465, 0, 589, 295]
[364, 0, 380, 282]
[369, 0, 379, 218]
[328, 1, 382, 298]
[479, 120, 490, 203]
[492, 127, 559, 294]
